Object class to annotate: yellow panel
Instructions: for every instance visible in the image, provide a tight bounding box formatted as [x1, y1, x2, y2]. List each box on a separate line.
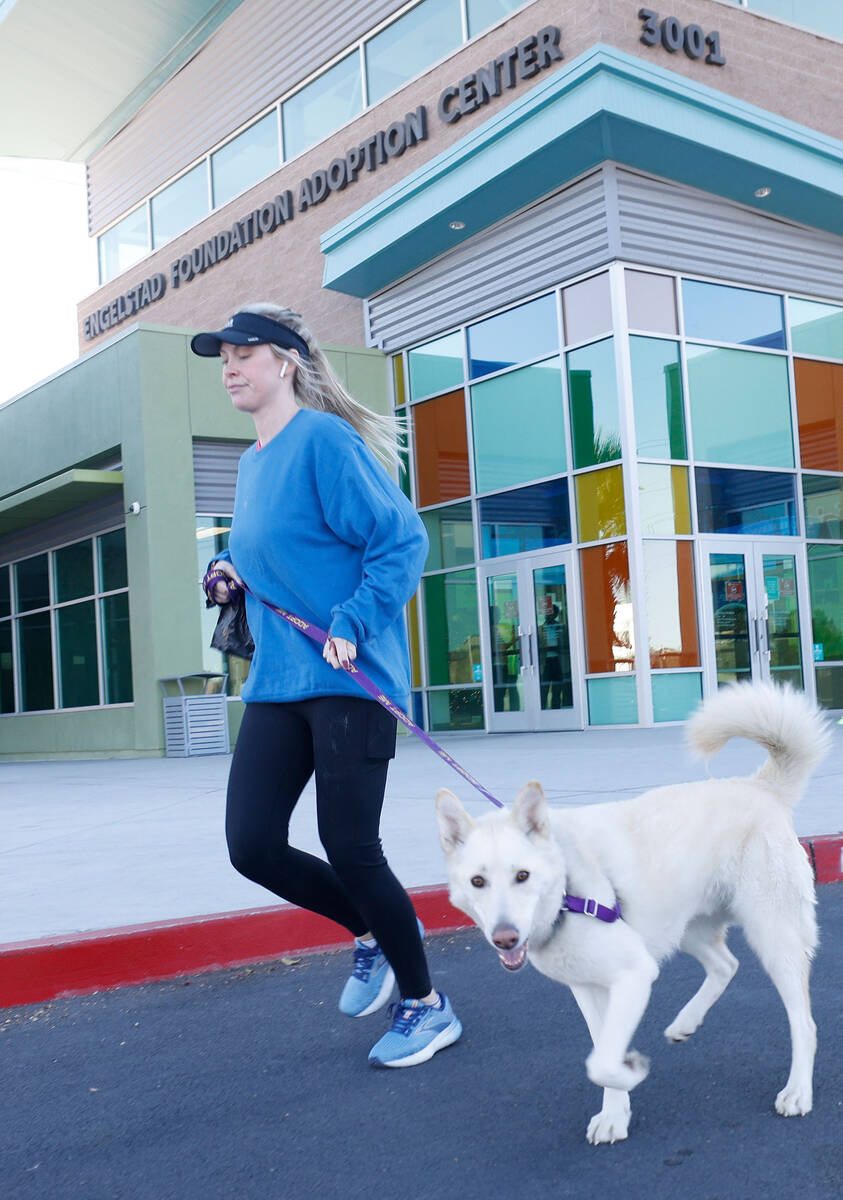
[575, 466, 626, 542]
[638, 464, 691, 535]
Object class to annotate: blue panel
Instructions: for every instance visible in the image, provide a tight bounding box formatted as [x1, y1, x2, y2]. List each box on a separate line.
[587, 675, 638, 725]
[467, 295, 558, 378]
[695, 466, 797, 535]
[682, 280, 785, 349]
[479, 478, 570, 558]
[652, 672, 702, 722]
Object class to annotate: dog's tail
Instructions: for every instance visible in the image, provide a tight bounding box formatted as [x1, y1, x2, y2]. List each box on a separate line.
[686, 682, 832, 804]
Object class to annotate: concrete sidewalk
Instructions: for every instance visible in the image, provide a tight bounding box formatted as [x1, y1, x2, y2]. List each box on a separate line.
[1, 722, 841, 1006]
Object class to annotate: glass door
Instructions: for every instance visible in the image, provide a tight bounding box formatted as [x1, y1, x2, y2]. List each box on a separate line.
[480, 549, 583, 731]
[699, 540, 809, 693]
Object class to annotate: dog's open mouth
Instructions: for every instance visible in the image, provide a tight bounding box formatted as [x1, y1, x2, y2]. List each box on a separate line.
[496, 942, 528, 971]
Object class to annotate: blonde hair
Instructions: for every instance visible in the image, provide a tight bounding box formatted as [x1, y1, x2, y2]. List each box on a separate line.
[240, 302, 405, 474]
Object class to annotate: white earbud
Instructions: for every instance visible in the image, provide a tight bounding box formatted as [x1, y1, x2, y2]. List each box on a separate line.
[279, 362, 288, 379]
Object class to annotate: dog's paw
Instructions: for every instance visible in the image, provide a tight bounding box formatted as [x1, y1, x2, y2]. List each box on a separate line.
[587, 1050, 650, 1092]
[664, 1017, 697, 1043]
[775, 1084, 812, 1117]
[586, 1111, 630, 1145]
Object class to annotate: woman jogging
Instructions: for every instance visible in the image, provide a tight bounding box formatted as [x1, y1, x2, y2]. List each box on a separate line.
[192, 303, 461, 1067]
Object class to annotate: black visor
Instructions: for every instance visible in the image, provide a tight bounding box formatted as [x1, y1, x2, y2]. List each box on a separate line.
[190, 311, 310, 359]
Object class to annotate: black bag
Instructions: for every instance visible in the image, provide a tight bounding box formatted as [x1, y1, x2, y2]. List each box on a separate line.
[210, 590, 254, 660]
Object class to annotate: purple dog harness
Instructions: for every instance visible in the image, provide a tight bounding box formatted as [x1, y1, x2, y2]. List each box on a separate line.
[204, 569, 622, 923]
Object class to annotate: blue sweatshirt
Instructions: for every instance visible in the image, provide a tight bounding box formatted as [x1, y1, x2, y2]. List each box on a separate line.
[221, 409, 427, 708]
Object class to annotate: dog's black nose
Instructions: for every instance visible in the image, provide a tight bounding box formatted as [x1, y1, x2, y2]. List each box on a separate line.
[492, 925, 520, 950]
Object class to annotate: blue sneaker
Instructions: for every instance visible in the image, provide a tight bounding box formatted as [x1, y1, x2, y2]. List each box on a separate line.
[338, 940, 395, 1018]
[368, 993, 462, 1068]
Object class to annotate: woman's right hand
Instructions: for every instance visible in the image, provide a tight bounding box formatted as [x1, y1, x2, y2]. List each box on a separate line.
[209, 560, 244, 604]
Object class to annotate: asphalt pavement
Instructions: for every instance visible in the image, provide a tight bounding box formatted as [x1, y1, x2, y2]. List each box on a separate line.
[2, 885, 841, 1200]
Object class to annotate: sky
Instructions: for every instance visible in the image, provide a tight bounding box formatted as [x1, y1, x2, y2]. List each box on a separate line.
[0, 157, 98, 405]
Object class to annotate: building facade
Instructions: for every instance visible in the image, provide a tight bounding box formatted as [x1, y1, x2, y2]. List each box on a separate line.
[2, 0, 842, 755]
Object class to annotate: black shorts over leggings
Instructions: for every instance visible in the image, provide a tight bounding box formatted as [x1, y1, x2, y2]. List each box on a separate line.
[225, 695, 431, 1000]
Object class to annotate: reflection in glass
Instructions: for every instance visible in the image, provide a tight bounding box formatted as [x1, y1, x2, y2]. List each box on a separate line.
[15, 554, 50, 612]
[212, 112, 279, 208]
[282, 52, 362, 159]
[580, 541, 634, 673]
[794, 358, 843, 471]
[479, 478, 570, 558]
[709, 553, 751, 686]
[55, 541, 94, 603]
[18, 611, 54, 711]
[682, 280, 785, 349]
[422, 502, 474, 571]
[638, 464, 691, 535]
[0, 621, 13, 713]
[98, 206, 149, 284]
[687, 344, 793, 467]
[423, 569, 480, 685]
[151, 163, 208, 249]
[762, 554, 803, 689]
[643, 541, 699, 668]
[429, 687, 484, 730]
[101, 592, 133, 704]
[803, 474, 843, 540]
[630, 336, 685, 459]
[58, 601, 99, 707]
[807, 544, 843, 667]
[366, 0, 462, 104]
[695, 467, 797, 536]
[562, 273, 611, 346]
[471, 359, 565, 493]
[534, 565, 573, 710]
[466, 0, 524, 36]
[98, 529, 129, 592]
[487, 573, 523, 712]
[789, 298, 843, 360]
[652, 672, 702, 722]
[413, 390, 471, 506]
[625, 271, 677, 335]
[576, 466, 626, 541]
[467, 295, 558, 379]
[408, 332, 463, 400]
[568, 338, 621, 468]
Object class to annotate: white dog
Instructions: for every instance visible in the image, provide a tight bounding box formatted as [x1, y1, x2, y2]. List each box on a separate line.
[436, 683, 830, 1145]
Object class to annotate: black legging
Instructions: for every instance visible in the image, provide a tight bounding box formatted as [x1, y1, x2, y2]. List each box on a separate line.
[225, 695, 431, 999]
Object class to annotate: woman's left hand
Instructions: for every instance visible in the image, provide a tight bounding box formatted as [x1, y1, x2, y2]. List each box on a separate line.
[323, 637, 357, 670]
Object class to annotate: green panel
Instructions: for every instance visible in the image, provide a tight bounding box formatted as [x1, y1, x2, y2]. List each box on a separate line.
[789, 298, 843, 360]
[428, 688, 484, 731]
[803, 474, 843, 540]
[422, 503, 474, 571]
[568, 338, 620, 468]
[807, 544, 843, 663]
[586, 675, 638, 725]
[408, 332, 463, 401]
[652, 672, 702, 722]
[687, 345, 793, 467]
[423, 569, 479, 685]
[630, 336, 685, 459]
[762, 554, 803, 689]
[471, 359, 565, 493]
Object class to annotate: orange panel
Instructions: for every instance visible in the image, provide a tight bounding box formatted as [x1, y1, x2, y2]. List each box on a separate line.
[412, 390, 470, 507]
[795, 359, 843, 471]
[580, 542, 634, 673]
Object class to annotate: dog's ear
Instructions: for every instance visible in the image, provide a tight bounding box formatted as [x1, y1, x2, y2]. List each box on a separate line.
[436, 789, 475, 853]
[513, 780, 551, 840]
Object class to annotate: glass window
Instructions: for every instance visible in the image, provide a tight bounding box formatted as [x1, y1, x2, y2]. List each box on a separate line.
[580, 541, 634, 673]
[98, 206, 149, 284]
[18, 611, 53, 711]
[407, 593, 421, 688]
[794, 359, 843, 471]
[587, 675, 638, 724]
[413, 390, 471, 507]
[562, 273, 612, 346]
[746, 0, 843, 41]
[54, 541, 94, 603]
[366, 0, 462, 105]
[487, 571, 524, 713]
[392, 355, 407, 407]
[789, 298, 843, 360]
[0, 566, 10, 618]
[466, 0, 525, 37]
[625, 271, 677, 335]
[101, 593, 133, 704]
[151, 163, 208, 249]
[57, 601, 99, 708]
[423, 569, 480, 685]
[638, 464, 691, 535]
[695, 467, 797, 536]
[682, 280, 785, 349]
[212, 112, 279, 208]
[807, 544, 843, 663]
[815, 664, 843, 709]
[422, 502, 474, 571]
[686, 345, 793, 468]
[568, 337, 621, 468]
[408, 332, 463, 401]
[576, 466, 626, 542]
[643, 541, 699, 668]
[471, 359, 566, 493]
[652, 672, 702, 722]
[283, 51, 363, 160]
[467, 295, 558, 379]
[630, 336, 685, 459]
[803, 474, 843, 540]
[0, 621, 13, 713]
[15, 554, 49, 612]
[479, 478, 570, 558]
[396, 412, 412, 500]
[429, 688, 484, 731]
[98, 529, 129, 592]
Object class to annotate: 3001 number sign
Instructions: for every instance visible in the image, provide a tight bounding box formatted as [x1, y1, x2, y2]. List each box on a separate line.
[638, 8, 726, 65]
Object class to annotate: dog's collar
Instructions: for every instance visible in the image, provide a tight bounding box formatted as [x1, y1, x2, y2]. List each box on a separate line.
[562, 893, 623, 923]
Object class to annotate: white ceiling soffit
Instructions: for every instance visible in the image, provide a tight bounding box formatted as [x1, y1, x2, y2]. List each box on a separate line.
[0, 0, 246, 161]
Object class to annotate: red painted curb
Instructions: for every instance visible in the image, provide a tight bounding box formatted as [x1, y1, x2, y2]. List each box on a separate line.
[2, 837, 840, 1011]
